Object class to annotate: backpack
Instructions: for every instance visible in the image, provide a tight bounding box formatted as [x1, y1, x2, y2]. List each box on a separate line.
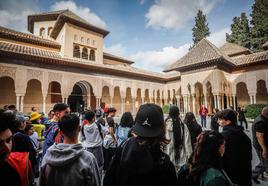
[45, 122, 63, 145]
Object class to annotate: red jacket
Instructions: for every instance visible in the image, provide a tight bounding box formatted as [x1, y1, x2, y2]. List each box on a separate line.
[199, 107, 208, 116]
[7, 152, 33, 186]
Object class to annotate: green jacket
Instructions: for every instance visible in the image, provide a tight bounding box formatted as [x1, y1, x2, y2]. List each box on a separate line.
[200, 168, 234, 186]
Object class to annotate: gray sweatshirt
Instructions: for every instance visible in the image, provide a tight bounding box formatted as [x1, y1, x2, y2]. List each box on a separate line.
[40, 143, 101, 186]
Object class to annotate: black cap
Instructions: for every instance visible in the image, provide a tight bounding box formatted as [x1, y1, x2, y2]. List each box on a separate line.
[132, 103, 164, 138]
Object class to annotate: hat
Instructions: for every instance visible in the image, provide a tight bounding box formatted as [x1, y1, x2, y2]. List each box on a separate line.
[132, 103, 164, 138]
[16, 115, 29, 123]
[30, 112, 42, 121]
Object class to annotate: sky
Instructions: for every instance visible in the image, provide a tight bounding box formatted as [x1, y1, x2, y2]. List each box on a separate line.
[0, 0, 254, 72]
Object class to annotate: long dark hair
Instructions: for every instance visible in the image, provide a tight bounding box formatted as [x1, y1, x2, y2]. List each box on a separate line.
[119, 112, 134, 128]
[189, 130, 225, 181]
[183, 112, 198, 126]
[167, 105, 184, 161]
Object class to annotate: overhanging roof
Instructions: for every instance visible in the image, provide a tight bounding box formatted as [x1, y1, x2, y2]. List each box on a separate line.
[164, 38, 235, 72]
[28, 9, 109, 39]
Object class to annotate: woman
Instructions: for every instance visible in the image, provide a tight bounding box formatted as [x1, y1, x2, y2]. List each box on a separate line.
[165, 106, 192, 171]
[189, 131, 234, 186]
[183, 112, 202, 149]
[103, 104, 178, 186]
[116, 112, 134, 146]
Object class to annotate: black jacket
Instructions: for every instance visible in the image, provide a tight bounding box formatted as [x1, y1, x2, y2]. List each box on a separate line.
[221, 125, 252, 186]
[12, 130, 37, 169]
[103, 137, 178, 186]
[210, 114, 219, 132]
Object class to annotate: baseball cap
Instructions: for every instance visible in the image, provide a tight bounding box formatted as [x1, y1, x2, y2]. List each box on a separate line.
[132, 103, 164, 138]
[16, 114, 29, 123]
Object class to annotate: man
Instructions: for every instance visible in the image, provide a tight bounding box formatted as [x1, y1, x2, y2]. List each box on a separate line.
[40, 114, 101, 186]
[43, 103, 70, 156]
[79, 110, 107, 171]
[217, 109, 252, 186]
[13, 115, 37, 176]
[199, 105, 208, 128]
[238, 107, 248, 130]
[0, 109, 33, 186]
[103, 107, 117, 171]
[252, 106, 268, 183]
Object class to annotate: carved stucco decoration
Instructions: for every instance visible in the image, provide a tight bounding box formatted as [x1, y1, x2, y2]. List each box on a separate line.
[0, 66, 16, 79]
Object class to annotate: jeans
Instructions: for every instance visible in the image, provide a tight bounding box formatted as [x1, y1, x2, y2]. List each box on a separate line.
[239, 119, 248, 129]
[201, 115, 206, 128]
[86, 146, 104, 171]
[252, 147, 268, 178]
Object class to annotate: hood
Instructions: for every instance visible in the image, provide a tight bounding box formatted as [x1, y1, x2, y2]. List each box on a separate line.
[43, 143, 84, 167]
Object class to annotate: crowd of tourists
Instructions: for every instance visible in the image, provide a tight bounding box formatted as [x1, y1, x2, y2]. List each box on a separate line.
[0, 102, 268, 186]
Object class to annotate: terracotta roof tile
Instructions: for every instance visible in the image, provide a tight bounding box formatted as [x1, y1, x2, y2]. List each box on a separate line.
[233, 50, 268, 66]
[0, 26, 61, 49]
[103, 52, 134, 64]
[28, 9, 109, 38]
[164, 38, 235, 72]
[219, 42, 251, 56]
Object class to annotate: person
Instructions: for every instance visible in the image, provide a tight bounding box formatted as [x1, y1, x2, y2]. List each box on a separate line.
[43, 103, 70, 156]
[39, 112, 48, 125]
[13, 115, 37, 177]
[210, 108, 219, 132]
[237, 107, 248, 130]
[199, 105, 208, 128]
[185, 130, 234, 186]
[79, 110, 106, 171]
[252, 106, 268, 183]
[30, 111, 45, 141]
[103, 103, 178, 186]
[40, 114, 101, 186]
[103, 107, 117, 171]
[7, 105, 17, 114]
[183, 112, 202, 149]
[0, 109, 33, 186]
[43, 110, 55, 133]
[116, 112, 134, 146]
[165, 106, 192, 171]
[48, 110, 55, 120]
[217, 109, 252, 186]
[31, 107, 37, 112]
[3, 105, 8, 110]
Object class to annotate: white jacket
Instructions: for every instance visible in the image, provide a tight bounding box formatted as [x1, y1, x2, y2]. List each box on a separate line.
[165, 118, 192, 171]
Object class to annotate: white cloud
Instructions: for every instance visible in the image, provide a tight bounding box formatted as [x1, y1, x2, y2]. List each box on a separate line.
[104, 44, 127, 57]
[145, 0, 222, 30]
[50, 1, 107, 29]
[130, 43, 191, 72]
[129, 27, 228, 72]
[139, 0, 146, 5]
[208, 27, 230, 47]
[0, 0, 38, 32]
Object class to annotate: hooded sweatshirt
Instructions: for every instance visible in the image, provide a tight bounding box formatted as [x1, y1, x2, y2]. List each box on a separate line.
[40, 143, 101, 186]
